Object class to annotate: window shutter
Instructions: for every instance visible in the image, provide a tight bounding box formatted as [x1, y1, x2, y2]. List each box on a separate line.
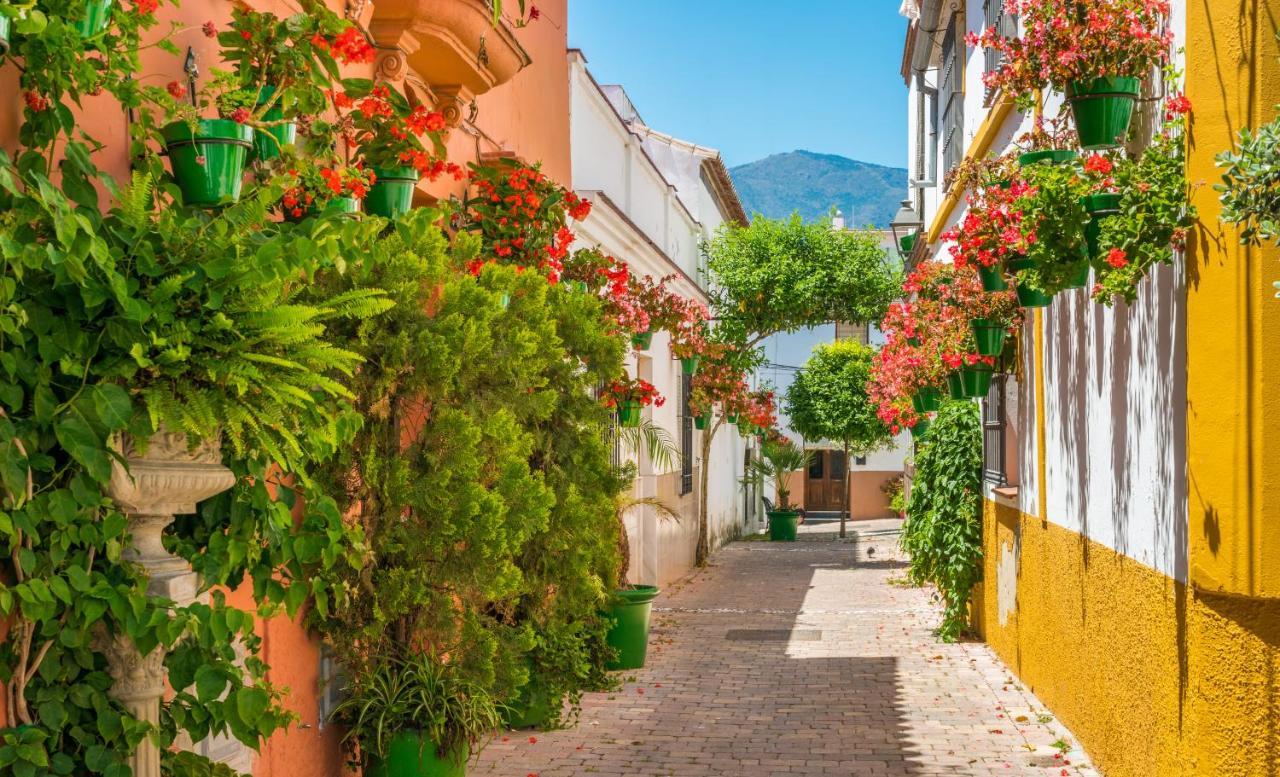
[940, 13, 964, 178]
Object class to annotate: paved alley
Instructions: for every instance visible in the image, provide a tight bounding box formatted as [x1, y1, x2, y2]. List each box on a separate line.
[473, 519, 1098, 777]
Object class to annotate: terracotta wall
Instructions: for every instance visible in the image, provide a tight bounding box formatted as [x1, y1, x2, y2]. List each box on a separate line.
[0, 1, 572, 772]
[788, 470, 900, 520]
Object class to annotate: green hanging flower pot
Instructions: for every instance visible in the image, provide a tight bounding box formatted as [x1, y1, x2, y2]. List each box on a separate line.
[570, 280, 588, 293]
[724, 413, 738, 424]
[899, 232, 917, 255]
[617, 400, 641, 428]
[950, 365, 994, 399]
[366, 166, 418, 219]
[910, 418, 931, 439]
[1015, 283, 1054, 308]
[252, 86, 296, 162]
[911, 386, 942, 413]
[75, 0, 112, 37]
[1017, 149, 1078, 167]
[694, 411, 711, 430]
[1082, 192, 1122, 263]
[1006, 254, 1036, 272]
[970, 318, 1007, 357]
[1067, 76, 1141, 150]
[285, 195, 361, 222]
[0, 15, 11, 56]
[630, 331, 653, 351]
[604, 585, 659, 669]
[162, 119, 254, 207]
[977, 263, 1008, 292]
[679, 356, 700, 376]
[364, 731, 465, 777]
[1063, 260, 1091, 290]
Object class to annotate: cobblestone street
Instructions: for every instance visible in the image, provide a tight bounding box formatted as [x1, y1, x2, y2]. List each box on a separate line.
[473, 520, 1098, 777]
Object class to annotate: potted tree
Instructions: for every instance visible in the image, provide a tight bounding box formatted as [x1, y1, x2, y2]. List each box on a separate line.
[746, 438, 811, 542]
[333, 654, 503, 777]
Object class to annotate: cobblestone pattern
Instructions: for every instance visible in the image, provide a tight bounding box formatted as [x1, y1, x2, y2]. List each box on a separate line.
[472, 519, 1098, 777]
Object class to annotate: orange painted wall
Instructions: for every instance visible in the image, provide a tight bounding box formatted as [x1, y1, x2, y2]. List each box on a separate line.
[0, 1, 571, 772]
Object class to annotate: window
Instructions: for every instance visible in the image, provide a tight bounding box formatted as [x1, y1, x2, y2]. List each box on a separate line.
[829, 449, 847, 481]
[916, 75, 939, 185]
[983, 0, 1018, 104]
[855, 455, 867, 466]
[680, 372, 693, 495]
[808, 452, 824, 480]
[939, 12, 965, 180]
[982, 376, 1007, 484]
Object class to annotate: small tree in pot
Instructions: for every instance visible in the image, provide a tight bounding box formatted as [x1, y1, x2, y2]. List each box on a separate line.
[745, 437, 812, 542]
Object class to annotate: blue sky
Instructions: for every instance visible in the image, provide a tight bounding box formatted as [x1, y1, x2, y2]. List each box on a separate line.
[567, 1, 910, 170]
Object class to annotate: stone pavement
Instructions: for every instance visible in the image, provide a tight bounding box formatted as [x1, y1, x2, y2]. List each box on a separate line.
[472, 519, 1099, 777]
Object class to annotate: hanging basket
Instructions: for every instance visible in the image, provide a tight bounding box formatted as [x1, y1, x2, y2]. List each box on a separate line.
[1068, 77, 1141, 150]
[724, 413, 738, 424]
[162, 119, 254, 207]
[617, 400, 641, 428]
[252, 86, 296, 162]
[1018, 149, 1078, 167]
[630, 331, 653, 351]
[365, 166, 418, 219]
[1015, 283, 1054, 309]
[679, 356, 700, 376]
[75, 0, 113, 37]
[899, 233, 917, 255]
[911, 386, 943, 413]
[284, 196, 361, 222]
[910, 419, 931, 439]
[977, 263, 1008, 292]
[970, 318, 1007, 357]
[694, 411, 711, 430]
[949, 366, 994, 399]
[1063, 260, 1091, 290]
[1082, 192, 1122, 263]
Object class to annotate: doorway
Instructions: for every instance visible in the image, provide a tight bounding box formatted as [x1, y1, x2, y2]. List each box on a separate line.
[804, 449, 846, 512]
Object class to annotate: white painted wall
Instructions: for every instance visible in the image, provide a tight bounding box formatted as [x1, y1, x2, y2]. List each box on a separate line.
[901, 1, 1189, 582]
[569, 51, 749, 587]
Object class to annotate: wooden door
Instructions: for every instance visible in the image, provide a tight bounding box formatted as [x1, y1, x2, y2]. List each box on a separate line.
[805, 450, 848, 511]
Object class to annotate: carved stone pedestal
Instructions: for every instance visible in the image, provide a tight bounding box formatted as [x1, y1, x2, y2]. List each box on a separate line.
[105, 430, 236, 777]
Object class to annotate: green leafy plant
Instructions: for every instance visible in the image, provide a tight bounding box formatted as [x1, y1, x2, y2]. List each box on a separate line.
[744, 439, 811, 511]
[901, 401, 983, 642]
[1015, 160, 1093, 293]
[1217, 101, 1280, 298]
[332, 653, 502, 765]
[882, 476, 906, 517]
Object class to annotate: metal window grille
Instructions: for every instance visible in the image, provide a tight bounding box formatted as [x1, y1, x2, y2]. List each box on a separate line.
[940, 12, 965, 179]
[680, 372, 693, 494]
[983, 0, 1018, 104]
[982, 376, 1007, 485]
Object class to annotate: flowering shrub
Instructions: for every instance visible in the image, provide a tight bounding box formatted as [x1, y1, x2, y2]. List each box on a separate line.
[1011, 159, 1092, 293]
[689, 343, 747, 416]
[668, 297, 710, 360]
[968, 0, 1173, 105]
[280, 159, 375, 217]
[745, 389, 777, 430]
[332, 84, 459, 179]
[603, 377, 665, 408]
[943, 179, 1035, 270]
[465, 161, 591, 283]
[1085, 96, 1194, 303]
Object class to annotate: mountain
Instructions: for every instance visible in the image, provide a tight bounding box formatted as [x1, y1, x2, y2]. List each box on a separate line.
[729, 150, 906, 227]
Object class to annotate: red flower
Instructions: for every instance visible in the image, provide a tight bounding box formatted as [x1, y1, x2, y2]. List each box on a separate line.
[230, 107, 251, 124]
[201, 21, 216, 38]
[1105, 248, 1128, 268]
[240, 30, 252, 40]
[134, 0, 157, 16]
[166, 80, 187, 100]
[22, 91, 50, 112]
[1083, 154, 1113, 175]
[310, 32, 330, 51]
[528, 4, 541, 20]
[331, 26, 375, 64]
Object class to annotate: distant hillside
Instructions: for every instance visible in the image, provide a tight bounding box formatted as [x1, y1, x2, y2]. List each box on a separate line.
[729, 150, 906, 227]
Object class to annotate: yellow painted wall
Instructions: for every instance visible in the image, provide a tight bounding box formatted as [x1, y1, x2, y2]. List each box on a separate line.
[978, 501, 1280, 777]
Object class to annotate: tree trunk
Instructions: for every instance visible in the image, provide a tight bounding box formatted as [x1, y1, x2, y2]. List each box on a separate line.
[840, 440, 850, 539]
[695, 417, 723, 567]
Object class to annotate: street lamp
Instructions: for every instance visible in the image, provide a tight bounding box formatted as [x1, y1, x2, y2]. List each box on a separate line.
[890, 199, 923, 259]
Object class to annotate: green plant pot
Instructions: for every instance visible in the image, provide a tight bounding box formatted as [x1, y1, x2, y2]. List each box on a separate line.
[970, 318, 1007, 357]
[910, 419, 931, 439]
[252, 86, 296, 162]
[911, 386, 943, 413]
[364, 731, 465, 777]
[952, 366, 994, 398]
[679, 356, 700, 376]
[947, 372, 967, 400]
[899, 232, 917, 254]
[1015, 283, 1053, 308]
[1068, 76, 1141, 150]
[1006, 255, 1036, 272]
[570, 280, 588, 293]
[977, 263, 1008, 292]
[630, 331, 653, 351]
[1063, 260, 1091, 289]
[285, 196, 361, 222]
[1082, 192, 1122, 262]
[767, 510, 800, 542]
[724, 414, 738, 424]
[162, 119, 254, 207]
[366, 166, 418, 219]
[617, 400, 641, 428]
[694, 411, 711, 430]
[0, 15, 10, 56]
[75, 0, 112, 37]
[1017, 149, 1078, 167]
[604, 585, 659, 670]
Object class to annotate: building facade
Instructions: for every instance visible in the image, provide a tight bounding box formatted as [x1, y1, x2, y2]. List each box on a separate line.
[568, 52, 752, 587]
[899, 1, 1280, 774]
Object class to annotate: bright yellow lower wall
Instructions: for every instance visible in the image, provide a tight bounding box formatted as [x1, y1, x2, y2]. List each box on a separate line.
[976, 500, 1280, 777]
